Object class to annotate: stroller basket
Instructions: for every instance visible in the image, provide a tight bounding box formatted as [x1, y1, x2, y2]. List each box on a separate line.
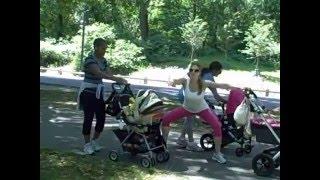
[251, 118, 280, 145]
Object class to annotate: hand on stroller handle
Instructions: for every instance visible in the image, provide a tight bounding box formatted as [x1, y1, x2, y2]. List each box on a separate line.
[111, 83, 132, 92]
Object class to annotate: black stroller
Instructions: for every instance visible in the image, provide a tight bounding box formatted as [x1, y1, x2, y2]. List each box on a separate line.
[245, 89, 280, 176]
[199, 97, 253, 157]
[105, 83, 169, 168]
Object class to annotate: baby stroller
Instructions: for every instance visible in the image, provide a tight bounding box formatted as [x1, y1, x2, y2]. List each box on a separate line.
[244, 89, 280, 176]
[105, 83, 169, 168]
[199, 88, 253, 157]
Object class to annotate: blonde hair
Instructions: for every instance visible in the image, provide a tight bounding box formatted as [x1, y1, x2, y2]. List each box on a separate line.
[189, 61, 203, 95]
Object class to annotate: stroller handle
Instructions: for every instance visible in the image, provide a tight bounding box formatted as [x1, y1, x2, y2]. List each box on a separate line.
[244, 88, 258, 99]
[111, 82, 131, 90]
[111, 83, 134, 96]
[205, 98, 225, 114]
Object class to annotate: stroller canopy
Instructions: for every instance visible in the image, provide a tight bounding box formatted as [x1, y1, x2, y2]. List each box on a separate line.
[123, 89, 164, 125]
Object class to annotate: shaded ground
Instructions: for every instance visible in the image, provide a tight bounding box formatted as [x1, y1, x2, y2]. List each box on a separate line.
[40, 85, 280, 180]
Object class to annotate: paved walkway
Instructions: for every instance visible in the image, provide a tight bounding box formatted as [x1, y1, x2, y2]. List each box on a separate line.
[40, 85, 280, 180]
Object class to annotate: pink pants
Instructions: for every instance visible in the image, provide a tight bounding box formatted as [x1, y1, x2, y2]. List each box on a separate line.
[162, 107, 222, 137]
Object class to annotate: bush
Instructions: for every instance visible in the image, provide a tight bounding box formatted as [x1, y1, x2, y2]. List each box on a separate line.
[72, 23, 117, 71]
[107, 39, 148, 75]
[40, 39, 78, 68]
[40, 49, 72, 67]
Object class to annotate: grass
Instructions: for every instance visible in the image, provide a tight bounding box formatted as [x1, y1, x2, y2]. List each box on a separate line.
[148, 53, 280, 83]
[260, 70, 280, 83]
[149, 52, 279, 72]
[40, 148, 176, 180]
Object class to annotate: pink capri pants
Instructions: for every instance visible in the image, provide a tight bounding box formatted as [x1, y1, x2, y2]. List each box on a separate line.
[162, 107, 222, 138]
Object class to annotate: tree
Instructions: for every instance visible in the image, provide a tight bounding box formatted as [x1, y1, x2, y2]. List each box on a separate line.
[137, 0, 151, 41]
[240, 20, 280, 75]
[180, 16, 209, 62]
[215, 12, 246, 58]
[40, 0, 81, 41]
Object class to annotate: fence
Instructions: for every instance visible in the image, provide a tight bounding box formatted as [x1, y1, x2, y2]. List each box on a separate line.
[40, 67, 280, 97]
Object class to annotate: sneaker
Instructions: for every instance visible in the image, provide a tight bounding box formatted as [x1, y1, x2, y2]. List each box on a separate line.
[212, 152, 227, 164]
[91, 140, 103, 152]
[83, 143, 94, 155]
[176, 137, 188, 147]
[186, 142, 204, 152]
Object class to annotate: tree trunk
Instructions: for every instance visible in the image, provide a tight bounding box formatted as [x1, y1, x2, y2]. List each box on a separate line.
[192, 0, 197, 20]
[138, 0, 150, 41]
[109, 0, 123, 28]
[255, 57, 260, 76]
[190, 47, 195, 62]
[57, 14, 64, 38]
[57, 0, 65, 39]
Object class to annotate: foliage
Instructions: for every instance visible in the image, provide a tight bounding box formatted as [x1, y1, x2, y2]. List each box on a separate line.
[40, 49, 72, 67]
[240, 20, 280, 70]
[180, 16, 209, 61]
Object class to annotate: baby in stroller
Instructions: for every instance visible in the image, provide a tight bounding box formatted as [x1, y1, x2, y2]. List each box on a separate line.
[105, 83, 169, 168]
[200, 88, 253, 156]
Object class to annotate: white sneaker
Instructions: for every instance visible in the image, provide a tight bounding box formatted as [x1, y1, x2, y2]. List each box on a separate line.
[212, 152, 226, 164]
[83, 143, 94, 155]
[176, 137, 188, 147]
[186, 142, 204, 152]
[91, 140, 103, 152]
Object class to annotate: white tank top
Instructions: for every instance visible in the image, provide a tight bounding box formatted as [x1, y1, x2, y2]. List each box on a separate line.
[182, 78, 209, 113]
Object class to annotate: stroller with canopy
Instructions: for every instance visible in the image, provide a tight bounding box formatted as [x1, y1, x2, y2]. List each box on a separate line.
[244, 88, 280, 177]
[105, 83, 169, 168]
[199, 88, 253, 156]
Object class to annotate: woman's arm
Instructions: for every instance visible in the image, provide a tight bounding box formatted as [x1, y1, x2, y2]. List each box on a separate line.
[87, 64, 127, 84]
[204, 80, 235, 90]
[169, 78, 186, 87]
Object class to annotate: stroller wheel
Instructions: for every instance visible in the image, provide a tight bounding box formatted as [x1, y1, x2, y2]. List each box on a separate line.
[140, 157, 151, 168]
[151, 157, 156, 166]
[252, 153, 275, 177]
[130, 150, 138, 156]
[244, 144, 252, 154]
[108, 150, 119, 161]
[200, 133, 214, 151]
[235, 148, 244, 157]
[274, 157, 280, 168]
[163, 151, 170, 162]
[156, 152, 165, 163]
[156, 151, 170, 163]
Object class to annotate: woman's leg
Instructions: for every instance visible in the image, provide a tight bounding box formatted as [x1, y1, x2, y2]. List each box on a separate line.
[177, 116, 194, 147]
[179, 116, 193, 140]
[161, 107, 193, 142]
[93, 99, 106, 140]
[81, 92, 95, 144]
[81, 92, 96, 155]
[185, 116, 194, 142]
[179, 117, 187, 139]
[198, 109, 224, 154]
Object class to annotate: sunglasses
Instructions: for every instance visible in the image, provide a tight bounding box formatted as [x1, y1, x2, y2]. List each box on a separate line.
[189, 68, 200, 73]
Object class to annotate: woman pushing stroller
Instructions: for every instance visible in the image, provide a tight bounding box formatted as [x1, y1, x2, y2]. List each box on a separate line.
[161, 61, 240, 164]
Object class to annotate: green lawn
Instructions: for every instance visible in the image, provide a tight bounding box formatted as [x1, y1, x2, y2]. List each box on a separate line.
[149, 53, 279, 72]
[149, 53, 279, 83]
[40, 148, 177, 180]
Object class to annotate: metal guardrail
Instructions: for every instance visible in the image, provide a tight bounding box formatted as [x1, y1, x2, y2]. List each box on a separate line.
[40, 67, 280, 97]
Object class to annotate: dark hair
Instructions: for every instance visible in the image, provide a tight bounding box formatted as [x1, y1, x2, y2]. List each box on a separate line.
[189, 61, 203, 95]
[201, 61, 223, 77]
[93, 38, 106, 48]
[209, 61, 222, 71]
